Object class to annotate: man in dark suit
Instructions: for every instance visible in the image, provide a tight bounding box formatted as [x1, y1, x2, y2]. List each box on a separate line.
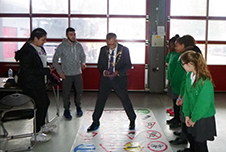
[87, 33, 136, 132]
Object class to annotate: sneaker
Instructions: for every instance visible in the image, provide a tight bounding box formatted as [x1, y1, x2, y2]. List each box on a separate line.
[77, 107, 83, 117]
[166, 118, 177, 125]
[64, 110, 72, 120]
[170, 137, 187, 145]
[169, 111, 175, 116]
[41, 124, 57, 133]
[166, 108, 172, 113]
[169, 122, 181, 129]
[173, 130, 181, 136]
[87, 122, 100, 132]
[31, 133, 51, 142]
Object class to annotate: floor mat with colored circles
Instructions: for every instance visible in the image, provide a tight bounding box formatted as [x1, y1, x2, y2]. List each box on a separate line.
[70, 109, 173, 152]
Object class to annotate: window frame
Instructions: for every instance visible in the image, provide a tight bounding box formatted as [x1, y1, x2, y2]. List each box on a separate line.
[0, 0, 149, 64]
[167, 0, 226, 65]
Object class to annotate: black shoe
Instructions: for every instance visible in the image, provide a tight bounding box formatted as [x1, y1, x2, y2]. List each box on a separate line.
[173, 131, 181, 136]
[166, 118, 177, 125]
[169, 137, 187, 145]
[129, 121, 135, 130]
[76, 107, 83, 117]
[64, 110, 72, 120]
[87, 122, 99, 132]
[177, 148, 190, 152]
[169, 122, 181, 129]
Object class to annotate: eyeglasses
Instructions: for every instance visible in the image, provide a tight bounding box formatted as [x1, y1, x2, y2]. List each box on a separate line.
[181, 62, 189, 66]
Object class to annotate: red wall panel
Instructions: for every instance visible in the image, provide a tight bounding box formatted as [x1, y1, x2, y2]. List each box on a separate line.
[0, 63, 145, 91]
[208, 65, 226, 91]
[82, 65, 101, 90]
[127, 65, 145, 90]
[1, 62, 225, 91]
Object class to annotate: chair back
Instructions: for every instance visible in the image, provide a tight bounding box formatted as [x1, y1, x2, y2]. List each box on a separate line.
[0, 93, 37, 151]
[0, 93, 35, 122]
[0, 93, 35, 111]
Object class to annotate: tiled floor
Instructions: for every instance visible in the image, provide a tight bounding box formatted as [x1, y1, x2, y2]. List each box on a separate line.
[1, 91, 225, 152]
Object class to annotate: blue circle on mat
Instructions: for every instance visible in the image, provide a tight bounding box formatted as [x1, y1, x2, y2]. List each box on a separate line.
[74, 144, 96, 152]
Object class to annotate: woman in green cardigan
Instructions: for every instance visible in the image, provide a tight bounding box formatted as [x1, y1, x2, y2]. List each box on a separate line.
[181, 51, 216, 152]
[167, 35, 196, 130]
[165, 34, 180, 117]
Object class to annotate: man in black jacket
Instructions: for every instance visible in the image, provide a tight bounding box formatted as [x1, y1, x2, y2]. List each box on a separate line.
[87, 33, 136, 132]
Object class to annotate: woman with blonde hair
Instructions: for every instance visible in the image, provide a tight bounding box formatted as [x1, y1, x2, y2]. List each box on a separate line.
[181, 51, 217, 152]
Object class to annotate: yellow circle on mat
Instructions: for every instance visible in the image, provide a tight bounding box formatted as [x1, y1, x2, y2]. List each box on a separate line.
[124, 142, 143, 152]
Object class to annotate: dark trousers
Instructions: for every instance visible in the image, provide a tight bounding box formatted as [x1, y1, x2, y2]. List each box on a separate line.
[187, 134, 208, 152]
[23, 88, 50, 132]
[182, 122, 195, 151]
[194, 140, 208, 152]
[92, 76, 136, 123]
[173, 98, 180, 122]
[62, 74, 83, 110]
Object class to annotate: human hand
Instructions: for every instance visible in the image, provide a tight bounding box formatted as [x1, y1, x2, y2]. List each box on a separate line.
[59, 73, 66, 79]
[176, 98, 183, 106]
[81, 64, 86, 70]
[49, 66, 55, 73]
[185, 117, 192, 127]
[104, 70, 118, 77]
[188, 119, 195, 127]
[111, 71, 118, 77]
[104, 70, 110, 76]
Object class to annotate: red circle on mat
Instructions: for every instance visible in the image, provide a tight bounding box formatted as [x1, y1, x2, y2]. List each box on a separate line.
[144, 130, 162, 140]
[147, 141, 168, 151]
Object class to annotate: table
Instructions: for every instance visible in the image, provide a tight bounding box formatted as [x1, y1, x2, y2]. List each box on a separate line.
[0, 77, 22, 92]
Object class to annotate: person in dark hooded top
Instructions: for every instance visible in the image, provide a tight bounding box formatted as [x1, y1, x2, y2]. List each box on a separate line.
[15, 28, 54, 142]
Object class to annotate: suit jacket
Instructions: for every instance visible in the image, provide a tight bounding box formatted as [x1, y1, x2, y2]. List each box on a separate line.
[98, 43, 132, 77]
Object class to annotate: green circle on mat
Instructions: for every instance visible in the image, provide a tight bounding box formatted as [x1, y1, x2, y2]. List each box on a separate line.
[137, 109, 150, 114]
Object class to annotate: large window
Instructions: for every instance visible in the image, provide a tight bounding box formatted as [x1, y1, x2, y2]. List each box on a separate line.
[0, 0, 147, 64]
[169, 0, 226, 65]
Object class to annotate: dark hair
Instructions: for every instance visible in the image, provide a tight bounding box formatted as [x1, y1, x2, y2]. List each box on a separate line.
[66, 27, 75, 35]
[27, 28, 47, 43]
[167, 34, 179, 52]
[184, 45, 202, 55]
[106, 33, 117, 40]
[176, 35, 196, 48]
[169, 34, 180, 44]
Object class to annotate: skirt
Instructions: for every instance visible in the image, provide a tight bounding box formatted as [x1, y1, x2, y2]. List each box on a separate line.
[167, 85, 178, 100]
[187, 116, 217, 142]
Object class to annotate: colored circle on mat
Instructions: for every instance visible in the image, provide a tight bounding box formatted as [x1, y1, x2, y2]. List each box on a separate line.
[124, 142, 143, 152]
[137, 109, 150, 114]
[144, 130, 162, 140]
[74, 144, 96, 152]
[147, 141, 168, 151]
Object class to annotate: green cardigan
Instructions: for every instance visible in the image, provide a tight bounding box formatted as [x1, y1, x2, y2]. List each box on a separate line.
[166, 51, 173, 63]
[169, 56, 186, 95]
[183, 72, 216, 123]
[166, 51, 180, 81]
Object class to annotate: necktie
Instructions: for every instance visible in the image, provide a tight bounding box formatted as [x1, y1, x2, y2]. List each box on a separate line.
[108, 49, 115, 79]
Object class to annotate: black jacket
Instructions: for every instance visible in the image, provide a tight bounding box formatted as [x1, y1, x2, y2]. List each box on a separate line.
[15, 43, 50, 90]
